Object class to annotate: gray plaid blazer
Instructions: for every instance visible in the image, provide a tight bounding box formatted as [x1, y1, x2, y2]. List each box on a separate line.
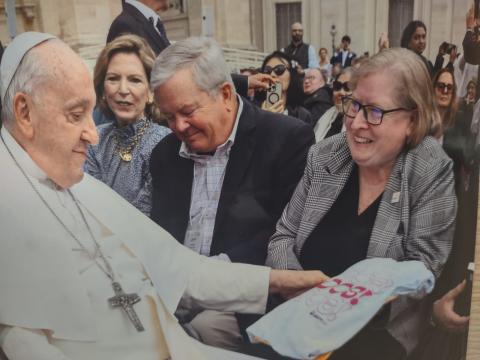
[266, 132, 457, 353]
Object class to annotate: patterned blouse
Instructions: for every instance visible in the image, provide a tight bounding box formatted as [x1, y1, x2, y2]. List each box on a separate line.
[85, 116, 171, 216]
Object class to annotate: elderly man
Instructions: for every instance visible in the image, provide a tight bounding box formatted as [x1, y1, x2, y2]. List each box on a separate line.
[0, 32, 326, 360]
[281, 22, 318, 69]
[149, 37, 314, 350]
[302, 67, 333, 126]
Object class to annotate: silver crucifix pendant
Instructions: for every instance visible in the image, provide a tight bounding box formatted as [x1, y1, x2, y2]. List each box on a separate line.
[108, 281, 145, 332]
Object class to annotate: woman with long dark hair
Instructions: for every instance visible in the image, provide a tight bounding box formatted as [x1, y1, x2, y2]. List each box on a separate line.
[257, 51, 311, 123]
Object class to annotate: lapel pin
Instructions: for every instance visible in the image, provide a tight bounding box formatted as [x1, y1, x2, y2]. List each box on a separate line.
[391, 192, 400, 203]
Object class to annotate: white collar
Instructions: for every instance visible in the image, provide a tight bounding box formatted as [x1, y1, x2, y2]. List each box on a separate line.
[125, 0, 162, 22]
[179, 95, 243, 158]
[0, 127, 47, 181]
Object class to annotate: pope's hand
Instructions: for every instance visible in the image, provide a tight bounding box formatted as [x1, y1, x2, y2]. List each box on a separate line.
[269, 269, 329, 300]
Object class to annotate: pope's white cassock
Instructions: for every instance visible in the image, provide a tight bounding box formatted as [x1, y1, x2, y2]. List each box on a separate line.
[0, 127, 267, 359]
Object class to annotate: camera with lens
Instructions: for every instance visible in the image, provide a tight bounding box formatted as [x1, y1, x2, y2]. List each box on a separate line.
[440, 41, 456, 55]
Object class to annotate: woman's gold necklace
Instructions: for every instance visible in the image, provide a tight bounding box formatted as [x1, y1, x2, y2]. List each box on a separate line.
[114, 118, 151, 162]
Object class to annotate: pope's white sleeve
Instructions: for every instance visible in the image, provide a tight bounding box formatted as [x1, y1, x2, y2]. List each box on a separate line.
[0, 326, 70, 360]
[180, 257, 270, 314]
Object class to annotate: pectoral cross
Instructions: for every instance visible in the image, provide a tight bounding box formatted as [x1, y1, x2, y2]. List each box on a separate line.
[108, 281, 145, 332]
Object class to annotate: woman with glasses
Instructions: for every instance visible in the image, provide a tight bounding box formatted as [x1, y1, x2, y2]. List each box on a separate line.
[313, 67, 354, 142]
[85, 35, 170, 216]
[266, 48, 455, 360]
[257, 51, 311, 123]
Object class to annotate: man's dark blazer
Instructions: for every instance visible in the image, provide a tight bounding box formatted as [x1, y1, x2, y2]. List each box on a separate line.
[330, 50, 356, 67]
[150, 98, 314, 265]
[107, 2, 169, 55]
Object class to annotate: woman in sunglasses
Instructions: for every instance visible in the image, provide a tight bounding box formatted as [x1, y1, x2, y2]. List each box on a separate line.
[314, 67, 354, 142]
[433, 68, 457, 136]
[257, 51, 311, 123]
[266, 48, 455, 360]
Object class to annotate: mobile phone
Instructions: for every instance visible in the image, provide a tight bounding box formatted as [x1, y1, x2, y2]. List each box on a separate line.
[266, 82, 282, 107]
[453, 262, 474, 317]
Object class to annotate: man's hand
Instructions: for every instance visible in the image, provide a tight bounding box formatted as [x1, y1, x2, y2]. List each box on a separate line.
[438, 43, 447, 56]
[248, 73, 274, 91]
[433, 280, 470, 332]
[449, 45, 458, 64]
[269, 269, 329, 300]
[378, 32, 389, 51]
[467, 4, 478, 30]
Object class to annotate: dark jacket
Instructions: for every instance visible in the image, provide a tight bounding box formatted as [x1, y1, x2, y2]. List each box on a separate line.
[150, 98, 314, 265]
[287, 105, 312, 124]
[107, 2, 170, 55]
[330, 50, 356, 67]
[303, 86, 333, 126]
[283, 42, 310, 69]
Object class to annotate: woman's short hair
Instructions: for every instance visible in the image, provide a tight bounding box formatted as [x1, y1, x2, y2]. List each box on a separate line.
[432, 68, 457, 130]
[350, 47, 440, 148]
[258, 50, 304, 108]
[93, 34, 160, 122]
[400, 20, 427, 49]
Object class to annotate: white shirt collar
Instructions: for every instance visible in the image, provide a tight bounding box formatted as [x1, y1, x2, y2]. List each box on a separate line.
[179, 96, 244, 159]
[125, 0, 162, 22]
[0, 127, 47, 181]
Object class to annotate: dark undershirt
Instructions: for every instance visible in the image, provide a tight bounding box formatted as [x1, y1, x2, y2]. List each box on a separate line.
[324, 112, 344, 139]
[299, 165, 383, 277]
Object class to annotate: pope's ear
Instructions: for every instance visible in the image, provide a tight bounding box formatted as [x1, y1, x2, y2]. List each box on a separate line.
[13, 92, 35, 138]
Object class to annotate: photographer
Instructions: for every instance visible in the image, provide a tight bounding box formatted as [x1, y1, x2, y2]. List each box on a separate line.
[258, 51, 312, 124]
[433, 41, 457, 74]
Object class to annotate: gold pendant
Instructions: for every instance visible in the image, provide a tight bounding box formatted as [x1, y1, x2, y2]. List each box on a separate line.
[120, 152, 132, 162]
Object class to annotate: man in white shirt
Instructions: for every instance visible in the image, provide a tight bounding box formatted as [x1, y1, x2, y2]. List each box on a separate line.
[0, 32, 327, 360]
[330, 35, 357, 68]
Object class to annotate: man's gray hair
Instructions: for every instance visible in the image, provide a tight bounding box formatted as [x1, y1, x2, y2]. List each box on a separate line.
[1, 40, 57, 127]
[150, 36, 235, 97]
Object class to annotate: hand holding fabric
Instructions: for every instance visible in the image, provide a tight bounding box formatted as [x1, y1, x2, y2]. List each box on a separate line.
[268, 269, 329, 300]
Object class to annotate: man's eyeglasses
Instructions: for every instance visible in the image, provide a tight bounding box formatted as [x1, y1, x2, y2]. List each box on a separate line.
[332, 81, 350, 92]
[263, 64, 288, 76]
[435, 82, 453, 94]
[341, 96, 415, 125]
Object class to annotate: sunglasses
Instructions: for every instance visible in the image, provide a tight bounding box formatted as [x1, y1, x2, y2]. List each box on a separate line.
[332, 80, 350, 92]
[435, 82, 453, 93]
[263, 64, 288, 76]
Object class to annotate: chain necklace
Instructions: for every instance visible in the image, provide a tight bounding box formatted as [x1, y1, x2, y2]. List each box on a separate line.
[0, 133, 145, 331]
[113, 117, 151, 162]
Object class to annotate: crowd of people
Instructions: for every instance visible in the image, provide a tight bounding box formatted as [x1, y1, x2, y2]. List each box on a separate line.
[0, 0, 479, 359]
